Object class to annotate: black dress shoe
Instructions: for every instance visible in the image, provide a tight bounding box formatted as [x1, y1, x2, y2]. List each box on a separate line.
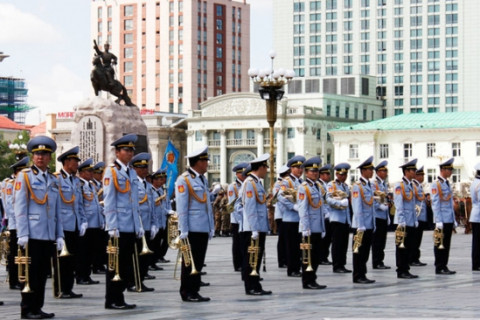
[38, 310, 55, 319]
[105, 303, 136, 309]
[149, 265, 164, 271]
[200, 281, 210, 287]
[183, 293, 210, 302]
[234, 267, 242, 272]
[145, 273, 156, 280]
[10, 283, 22, 290]
[397, 272, 419, 279]
[0, 301, 3, 306]
[77, 278, 100, 285]
[410, 261, 427, 267]
[319, 260, 332, 265]
[159, 258, 170, 263]
[141, 284, 155, 292]
[288, 271, 302, 277]
[333, 267, 352, 273]
[436, 268, 456, 275]
[353, 277, 376, 284]
[128, 284, 155, 292]
[200, 271, 207, 275]
[278, 264, 287, 268]
[473, 267, 480, 271]
[373, 264, 391, 270]
[303, 282, 327, 289]
[59, 292, 83, 299]
[21, 312, 42, 319]
[93, 269, 106, 274]
[246, 289, 272, 296]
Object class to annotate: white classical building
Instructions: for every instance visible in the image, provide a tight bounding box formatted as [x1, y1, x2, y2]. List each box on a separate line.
[187, 74, 383, 186]
[329, 111, 480, 187]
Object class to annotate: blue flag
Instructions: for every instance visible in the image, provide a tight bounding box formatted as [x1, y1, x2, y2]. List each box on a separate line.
[160, 140, 179, 200]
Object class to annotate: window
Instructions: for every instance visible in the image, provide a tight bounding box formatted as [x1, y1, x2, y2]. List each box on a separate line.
[287, 128, 295, 139]
[477, 142, 480, 156]
[451, 168, 460, 183]
[427, 143, 436, 157]
[349, 144, 358, 159]
[403, 143, 412, 161]
[452, 142, 461, 157]
[124, 5, 133, 16]
[379, 144, 389, 159]
[124, 33, 133, 44]
[427, 168, 436, 183]
[124, 19, 133, 31]
[124, 75, 133, 86]
[124, 47, 133, 59]
[124, 61, 133, 73]
[316, 129, 321, 140]
[195, 131, 202, 141]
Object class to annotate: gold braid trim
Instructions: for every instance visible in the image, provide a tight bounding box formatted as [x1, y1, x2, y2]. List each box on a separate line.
[413, 184, 425, 201]
[233, 184, 238, 198]
[111, 167, 130, 193]
[184, 175, 207, 203]
[57, 177, 75, 204]
[250, 180, 267, 204]
[23, 172, 48, 205]
[304, 184, 322, 209]
[358, 183, 373, 206]
[400, 182, 413, 201]
[138, 193, 148, 204]
[82, 189, 94, 201]
[436, 181, 452, 202]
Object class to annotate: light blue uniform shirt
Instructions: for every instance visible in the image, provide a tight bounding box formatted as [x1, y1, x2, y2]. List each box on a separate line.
[393, 177, 417, 227]
[351, 177, 375, 230]
[430, 176, 455, 224]
[241, 174, 269, 232]
[298, 178, 325, 233]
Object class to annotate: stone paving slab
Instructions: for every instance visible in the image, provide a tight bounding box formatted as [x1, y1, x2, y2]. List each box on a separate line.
[1, 230, 479, 319]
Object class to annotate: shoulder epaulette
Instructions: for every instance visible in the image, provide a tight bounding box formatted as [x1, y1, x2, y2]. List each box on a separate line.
[109, 163, 115, 167]
[301, 181, 308, 186]
[182, 171, 189, 177]
[53, 172, 60, 177]
[21, 168, 31, 173]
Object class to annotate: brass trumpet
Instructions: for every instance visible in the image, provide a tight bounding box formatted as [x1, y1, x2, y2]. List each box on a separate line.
[15, 244, 32, 293]
[173, 236, 199, 280]
[0, 230, 10, 266]
[248, 237, 260, 276]
[353, 230, 364, 254]
[52, 239, 72, 298]
[106, 236, 121, 281]
[433, 227, 445, 249]
[300, 235, 314, 272]
[395, 225, 407, 248]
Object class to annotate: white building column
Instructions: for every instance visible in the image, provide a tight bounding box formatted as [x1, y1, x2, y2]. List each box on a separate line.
[186, 130, 195, 155]
[256, 128, 264, 157]
[201, 130, 208, 146]
[150, 141, 160, 170]
[220, 129, 227, 184]
[276, 127, 285, 167]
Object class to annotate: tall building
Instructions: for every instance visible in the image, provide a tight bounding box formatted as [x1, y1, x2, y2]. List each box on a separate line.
[0, 77, 33, 124]
[91, 0, 250, 112]
[273, 0, 480, 116]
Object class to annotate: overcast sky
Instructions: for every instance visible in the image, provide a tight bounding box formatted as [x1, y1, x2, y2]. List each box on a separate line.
[0, 0, 273, 124]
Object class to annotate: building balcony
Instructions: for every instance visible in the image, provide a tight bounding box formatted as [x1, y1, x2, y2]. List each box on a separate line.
[226, 138, 257, 147]
[208, 140, 220, 147]
[209, 163, 220, 172]
[263, 138, 277, 146]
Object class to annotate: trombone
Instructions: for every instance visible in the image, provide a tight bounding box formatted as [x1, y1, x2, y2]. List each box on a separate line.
[52, 239, 72, 298]
[248, 237, 260, 276]
[132, 243, 142, 292]
[300, 235, 314, 272]
[106, 236, 121, 281]
[15, 244, 32, 293]
[433, 227, 445, 249]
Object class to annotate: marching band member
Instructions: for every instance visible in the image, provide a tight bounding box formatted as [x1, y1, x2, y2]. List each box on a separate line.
[372, 160, 391, 270]
[228, 162, 248, 272]
[431, 158, 456, 275]
[76, 158, 103, 285]
[175, 146, 214, 302]
[470, 163, 480, 271]
[318, 164, 333, 265]
[240, 154, 272, 296]
[91, 161, 107, 274]
[278, 155, 305, 277]
[351, 156, 376, 284]
[410, 166, 428, 267]
[393, 159, 419, 279]
[297, 156, 327, 290]
[103, 134, 143, 309]
[273, 165, 290, 269]
[326, 163, 352, 273]
[15, 136, 64, 319]
[54, 146, 86, 299]
[150, 168, 167, 270]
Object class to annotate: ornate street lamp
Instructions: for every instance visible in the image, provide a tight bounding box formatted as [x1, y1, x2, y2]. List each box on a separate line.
[9, 134, 28, 161]
[248, 50, 295, 191]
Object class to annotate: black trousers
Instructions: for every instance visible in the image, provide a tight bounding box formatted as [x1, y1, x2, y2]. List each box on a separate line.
[20, 239, 54, 315]
[434, 223, 453, 271]
[331, 221, 350, 270]
[372, 218, 388, 267]
[301, 233, 322, 286]
[283, 221, 301, 275]
[409, 221, 427, 264]
[240, 231, 266, 292]
[150, 228, 162, 265]
[76, 228, 104, 280]
[133, 231, 152, 284]
[179, 232, 208, 298]
[7, 229, 20, 287]
[56, 230, 78, 294]
[352, 229, 373, 281]
[472, 223, 480, 269]
[395, 226, 415, 274]
[319, 218, 332, 262]
[105, 232, 135, 305]
[158, 217, 171, 259]
[230, 223, 242, 271]
[276, 219, 286, 267]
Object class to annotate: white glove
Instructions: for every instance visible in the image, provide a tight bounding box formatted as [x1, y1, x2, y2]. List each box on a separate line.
[357, 227, 366, 232]
[302, 230, 311, 237]
[415, 221, 419, 228]
[180, 231, 189, 240]
[321, 232, 326, 238]
[251, 231, 259, 240]
[379, 204, 389, 211]
[399, 222, 406, 227]
[101, 223, 105, 230]
[17, 236, 28, 248]
[454, 220, 458, 228]
[56, 237, 65, 252]
[168, 210, 175, 215]
[209, 230, 215, 240]
[150, 225, 158, 240]
[137, 227, 145, 239]
[293, 204, 299, 211]
[340, 199, 349, 207]
[108, 229, 120, 238]
[435, 222, 443, 230]
[79, 222, 88, 237]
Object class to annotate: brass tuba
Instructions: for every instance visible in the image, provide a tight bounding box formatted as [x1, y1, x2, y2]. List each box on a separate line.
[353, 230, 364, 254]
[433, 227, 445, 249]
[395, 225, 407, 248]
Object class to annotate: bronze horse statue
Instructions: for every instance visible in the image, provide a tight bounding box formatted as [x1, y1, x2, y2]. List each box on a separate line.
[90, 55, 135, 107]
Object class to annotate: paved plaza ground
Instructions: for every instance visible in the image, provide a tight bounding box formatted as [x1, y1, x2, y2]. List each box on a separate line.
[1, 229, 479, 319]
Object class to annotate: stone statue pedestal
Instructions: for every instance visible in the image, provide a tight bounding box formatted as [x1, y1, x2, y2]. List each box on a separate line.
[71, 96, 148, 165]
